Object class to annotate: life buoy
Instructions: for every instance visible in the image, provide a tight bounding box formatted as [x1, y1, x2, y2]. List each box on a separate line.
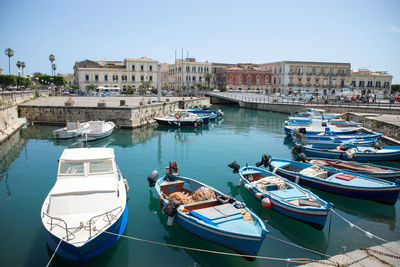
[175, 113, 181, 120]
[262, 197, 272, 209]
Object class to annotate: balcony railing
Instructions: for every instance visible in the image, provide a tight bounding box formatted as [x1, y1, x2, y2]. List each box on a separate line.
[315, 84, 320, 87]
[288, 83, 294, 86]
[297, 83, 303, 87]
[306, 72, 312, 76]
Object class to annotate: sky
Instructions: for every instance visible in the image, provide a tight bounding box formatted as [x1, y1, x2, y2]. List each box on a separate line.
[1, 0, 399, 83]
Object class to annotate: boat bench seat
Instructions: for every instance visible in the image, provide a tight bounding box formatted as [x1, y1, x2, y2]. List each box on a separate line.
[189, 204, 242, 225]
[160, 180, 186, 196]
[242, 170, 262, 175]
[183, 199, 220, 211]
[270, 188, 308, 201]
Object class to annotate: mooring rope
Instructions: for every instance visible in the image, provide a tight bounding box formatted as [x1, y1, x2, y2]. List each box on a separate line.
[103, 230, 312, 263]
[46, 238, 63, 267]
[331, 208, 389, 243]
[267, 234, 333, 258]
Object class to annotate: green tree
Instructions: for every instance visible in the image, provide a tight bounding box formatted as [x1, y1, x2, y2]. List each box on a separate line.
[0, 75, 17, 87]
[391, 84, 400, 94]
[126, 85, 134, 95]
[16, 60, 22, 70]
[49, 54, 55, 75]
[4, 48, 14, 75]
[204, 73, 213, 90]
[52, 63, 57, 76]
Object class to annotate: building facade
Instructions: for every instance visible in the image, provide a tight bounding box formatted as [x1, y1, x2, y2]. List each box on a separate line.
[160, 63, 169, 90]
[259, 61, 351, 97]
[74, 57, 159, 92]
[349, 69, 392, 98]
[168, 58, 212, 91]
[215, 64, 272, 92]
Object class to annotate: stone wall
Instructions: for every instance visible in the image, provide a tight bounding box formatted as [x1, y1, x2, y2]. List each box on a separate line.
[19, 97, 210, 128]
[0, 91, 35, 106]
[0, 106, 18, 131]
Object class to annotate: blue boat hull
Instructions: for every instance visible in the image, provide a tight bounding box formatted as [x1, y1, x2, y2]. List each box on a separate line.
[273, 167, 399, 205]
[303, 146, 400, 161]
[45, 205, 128, 261]
[242, 180, 329, 230]
[174, 212, 265, 257]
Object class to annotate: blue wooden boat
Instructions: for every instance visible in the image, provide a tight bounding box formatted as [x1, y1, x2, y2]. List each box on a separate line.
[290, 132, 377, 145]
[238, 165, 332, 230]
[284, 124, 360, 136]
[189, 107, 224, 119]
[301, 143, 400, 161]
[152, 163, 267, 258]
[287, 118, 361, 128]
[307, 158, 400, 181]
[155, 112, 204, 127]
[269, 158, 400, 205]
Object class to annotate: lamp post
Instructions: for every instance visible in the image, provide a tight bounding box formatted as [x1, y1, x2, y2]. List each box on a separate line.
[17, 70, 22, 90]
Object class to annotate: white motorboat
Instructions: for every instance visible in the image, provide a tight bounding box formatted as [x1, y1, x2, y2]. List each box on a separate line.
[53, 121, 90, 139]
[41, 148, 129, 261]
[81, 121, 115, 141]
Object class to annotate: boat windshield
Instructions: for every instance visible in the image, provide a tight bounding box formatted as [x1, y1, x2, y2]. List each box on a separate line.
[89, 159, 113, 174]
[59, 161, 85, 175]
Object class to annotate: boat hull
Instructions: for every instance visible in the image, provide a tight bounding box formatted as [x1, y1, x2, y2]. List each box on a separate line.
[45, 205, 128, 262]
[174, 211, 265, 257]
[272, 166, 400, 205]
[303, 146, 400, 161]
[155, 118, 203, 127]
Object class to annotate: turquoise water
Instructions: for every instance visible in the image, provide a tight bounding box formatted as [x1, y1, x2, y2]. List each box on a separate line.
[0, 105, 399, 267]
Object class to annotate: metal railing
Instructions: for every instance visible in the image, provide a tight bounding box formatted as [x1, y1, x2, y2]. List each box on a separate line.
[42, 212, 71, 240]
[88, 206, 122, 238]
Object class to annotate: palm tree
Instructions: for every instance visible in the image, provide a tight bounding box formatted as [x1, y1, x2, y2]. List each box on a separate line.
[4, 48, 15, 75]
[49, 54, 55, 75]
[204, 73, 213, 90]
[21, 62, 26, 75]
[52, 63, 57, 76]
[16, 60, 22, 70]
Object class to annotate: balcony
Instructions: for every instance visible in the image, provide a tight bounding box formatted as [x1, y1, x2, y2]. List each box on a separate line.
[297, 72, 303, 76]
[315, 73, 320, 76]
[323, 73, 329, 76]
[297, 83, 303, 87]
[305, 83, 312, 87]
[306, 72, 312, 76]
[288, 83, 294, 86]
[289, 72, 294, 75]
[315, 84, 320, 87]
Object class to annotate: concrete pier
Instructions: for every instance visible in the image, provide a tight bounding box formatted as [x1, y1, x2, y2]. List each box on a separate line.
[18, 96, 210, 129]
[301, 241, 400, 267]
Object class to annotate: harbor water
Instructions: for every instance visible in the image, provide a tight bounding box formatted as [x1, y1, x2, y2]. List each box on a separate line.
[1, 105, 399, 266]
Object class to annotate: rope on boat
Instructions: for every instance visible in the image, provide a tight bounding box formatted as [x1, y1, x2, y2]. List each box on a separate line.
[103, 230, 313, 263]
[46, 238, 63, 267]
[267, 234, 333, 258]
[331, 208, 389, 243]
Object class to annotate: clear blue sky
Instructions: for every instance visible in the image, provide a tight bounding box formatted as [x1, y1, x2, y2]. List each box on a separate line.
[1, 0, 399, 83]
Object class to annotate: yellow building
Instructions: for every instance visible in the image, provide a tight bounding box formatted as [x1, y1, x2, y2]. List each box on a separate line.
[350, 69, 392, 99]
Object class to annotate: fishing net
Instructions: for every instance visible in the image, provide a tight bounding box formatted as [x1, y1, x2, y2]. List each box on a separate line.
[252, 176, 286, 190]
[167, 192, 193, 205]
[192, 186, 216, 202]
[239, 209, 253, 222]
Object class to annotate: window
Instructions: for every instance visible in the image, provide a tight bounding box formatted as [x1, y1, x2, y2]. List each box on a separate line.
[85, 75, 89, 81]
[341, 69, 346, 75]
[59, 161, 84, 175]
[149, 65, 152, 71]
[359, 81, 365, 87]
[192, 76, 196, 81]
[341, 80, 344, 86]
[238, 76, 243, 84]
[113, 75, 118, 81]
[323, 79, 328, 86]
[192, 67, 196, 72]
[141, 76, 144, 81]
[384, 82, 389, 88]
[186, 66, 190, 72]
[298, 67, 302, 75]
[229, 75, 233, 84]
[307, 67, 312, 75]
[332, 68, 337, 75]
[265, 75, 269, 84]
[132, 65, 135, 71]
[104, 75, 108, 81]
[132, 75, 135, 81]
[89, 160, 113, 174]
[149, 76, 153, 81]
[122, 75, 127, 82]
[315, 68, 321, 75]
[289, 67, 294, 74]
[376, 81, 381, 88]
[367, 81, 373, 87]
[199, 77, 202, 82]
[247, 76, 252, 85]
[141, 65, 144, 71]
[95, 75, 99, 81]
[274, 77, 276, 84]
[351, 80, 356, 87]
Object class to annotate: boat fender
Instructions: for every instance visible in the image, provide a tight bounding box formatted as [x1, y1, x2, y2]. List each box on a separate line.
[261, 197, 272, 209]
[237, 179, 243, 187]
[147, 170, 159, 187]
[248, 174, 254, 182]
[167, 215, 175, 226]
[244, 183, 252, 190]
[372, 141, 382, 150]
[123, 178, 130, 192]
[272, 167, 278, 174]
[228, 161, 240, 173]
[295, 175, 300, 184]
[346, 149, 356, 159]
[256, 192, 263, 199]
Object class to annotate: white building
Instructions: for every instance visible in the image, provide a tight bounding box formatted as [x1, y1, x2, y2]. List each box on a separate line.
[259, 61, 351, 97]
[349, 69, 392, 99]
[74, 57, 159, 92]
[168, 58, 212, 91]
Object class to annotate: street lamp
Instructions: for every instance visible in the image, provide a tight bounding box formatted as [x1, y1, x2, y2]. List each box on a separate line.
[17, 70, 22, 90]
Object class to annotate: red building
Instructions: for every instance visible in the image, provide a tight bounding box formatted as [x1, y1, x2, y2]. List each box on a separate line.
[216, 64, 272, 92]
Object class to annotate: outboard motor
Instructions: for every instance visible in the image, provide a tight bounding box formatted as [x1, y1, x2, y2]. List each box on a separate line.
[162, 199, 181, 226]
[296, 153, 308, 163]
[166, 161, 179, 181]
[255, 154, 270, 168]
[147, 170, 159, 187]
[228, 161, 240, 173]
[372, 141, 383, 150]
[299, 128, 307, 134]
[294, 143, 303, 152]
